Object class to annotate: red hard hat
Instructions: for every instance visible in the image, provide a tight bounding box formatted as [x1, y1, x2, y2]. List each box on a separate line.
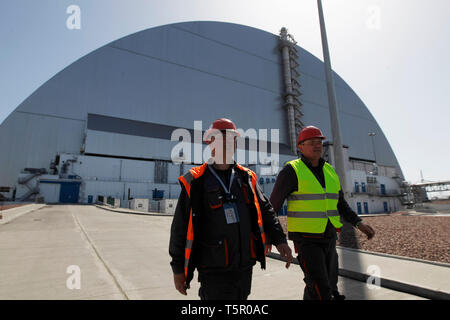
[297, 126, 326, 146]
[204, 118, 240, 144]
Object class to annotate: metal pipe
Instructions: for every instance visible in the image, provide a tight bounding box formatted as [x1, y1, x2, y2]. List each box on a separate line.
[280, 28, 300, 154]
[368, 132, 377, 163]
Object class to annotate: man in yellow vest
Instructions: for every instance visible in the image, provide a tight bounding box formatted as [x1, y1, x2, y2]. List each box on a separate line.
[270, 126, 375, 300]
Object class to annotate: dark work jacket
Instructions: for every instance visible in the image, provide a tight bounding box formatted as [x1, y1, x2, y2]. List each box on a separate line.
[270, 155, 362, 242]
[169, 163, 287, 287]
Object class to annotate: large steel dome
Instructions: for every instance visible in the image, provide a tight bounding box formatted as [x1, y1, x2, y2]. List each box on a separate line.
[0, 21, 404, 213]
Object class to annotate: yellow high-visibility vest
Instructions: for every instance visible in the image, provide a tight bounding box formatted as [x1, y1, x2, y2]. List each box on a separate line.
[286, 158, 343, 233]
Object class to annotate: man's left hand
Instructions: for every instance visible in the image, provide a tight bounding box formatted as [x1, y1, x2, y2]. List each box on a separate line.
[357, 223, 375, 240]
[276, 243, 293, 269]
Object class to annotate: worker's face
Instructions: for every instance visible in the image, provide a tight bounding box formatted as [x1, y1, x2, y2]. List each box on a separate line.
[298, 138, 323, 162]
[210, 130, 237, 164]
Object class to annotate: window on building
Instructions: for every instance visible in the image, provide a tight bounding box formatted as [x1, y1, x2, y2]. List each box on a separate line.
[361, 182, 366, 193]
[354, 182, 360, 193]
[367, 176, 377, 184]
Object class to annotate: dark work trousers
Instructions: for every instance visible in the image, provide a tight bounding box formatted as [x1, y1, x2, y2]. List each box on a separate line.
[329, 244, 339, 293]
[295, 237, 336, 300]
[198, 267, 253, 300]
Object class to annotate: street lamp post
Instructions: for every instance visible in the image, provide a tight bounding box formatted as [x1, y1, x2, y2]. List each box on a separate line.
[317, 0, 348, 195]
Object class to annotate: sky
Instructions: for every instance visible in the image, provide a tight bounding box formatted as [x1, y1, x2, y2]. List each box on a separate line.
[1, 0, 449, 185]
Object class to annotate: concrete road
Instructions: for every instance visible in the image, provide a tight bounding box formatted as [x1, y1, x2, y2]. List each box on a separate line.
[0, 205, 424, 300]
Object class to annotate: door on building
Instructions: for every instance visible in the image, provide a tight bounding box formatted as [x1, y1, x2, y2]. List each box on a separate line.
[380, 184, 386, 195]
[363, 202, 369, 214]
[354, 182, 360, 193]
[361, 182, 366, 193]
[357, 202, 362, 214]
[383, 202, 388, 213]
[59, 182, 81, 203]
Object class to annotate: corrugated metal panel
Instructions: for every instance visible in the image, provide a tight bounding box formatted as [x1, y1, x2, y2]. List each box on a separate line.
[60, 153, 121, 180]
[0, 112, 84, 186]
[121, 158, 154, 181]
[154, 160, 168, 184]
[168, 163, 181, 184]
[85, 129, 177, 161]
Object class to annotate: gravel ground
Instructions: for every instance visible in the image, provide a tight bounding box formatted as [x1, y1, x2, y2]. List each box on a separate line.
[430, 200, 450, 204]
[278, 212, 450, 264]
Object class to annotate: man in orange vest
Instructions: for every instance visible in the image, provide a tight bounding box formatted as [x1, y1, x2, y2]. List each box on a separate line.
[169, 118, 293, 300]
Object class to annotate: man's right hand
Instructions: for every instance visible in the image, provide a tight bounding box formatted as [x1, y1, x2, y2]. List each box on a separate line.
[173, 273, 187, 295]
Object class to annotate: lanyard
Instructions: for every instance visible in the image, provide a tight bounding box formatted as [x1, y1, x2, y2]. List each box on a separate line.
[208, 165, 235, 196]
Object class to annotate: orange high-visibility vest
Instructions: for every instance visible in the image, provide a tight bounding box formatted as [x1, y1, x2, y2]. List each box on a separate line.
[178, 163, 267, 279]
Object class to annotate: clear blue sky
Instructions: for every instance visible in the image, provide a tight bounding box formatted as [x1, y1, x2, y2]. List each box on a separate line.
[1, 0, 449, 184]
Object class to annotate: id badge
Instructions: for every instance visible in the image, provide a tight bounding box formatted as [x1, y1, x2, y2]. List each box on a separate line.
[223, 202, 239, 224]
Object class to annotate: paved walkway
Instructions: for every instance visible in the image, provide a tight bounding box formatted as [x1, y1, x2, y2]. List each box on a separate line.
[0, 204, 437, 300]
[0, 203, 46, 225]
[98, 204, 450, 299]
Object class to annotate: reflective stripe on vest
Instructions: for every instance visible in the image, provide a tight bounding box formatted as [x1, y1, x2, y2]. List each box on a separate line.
[288, 193, 339, 200]
[286, 158, 343, 234]
[178, 163, 208, 278]
[236, 163, 267, 247]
